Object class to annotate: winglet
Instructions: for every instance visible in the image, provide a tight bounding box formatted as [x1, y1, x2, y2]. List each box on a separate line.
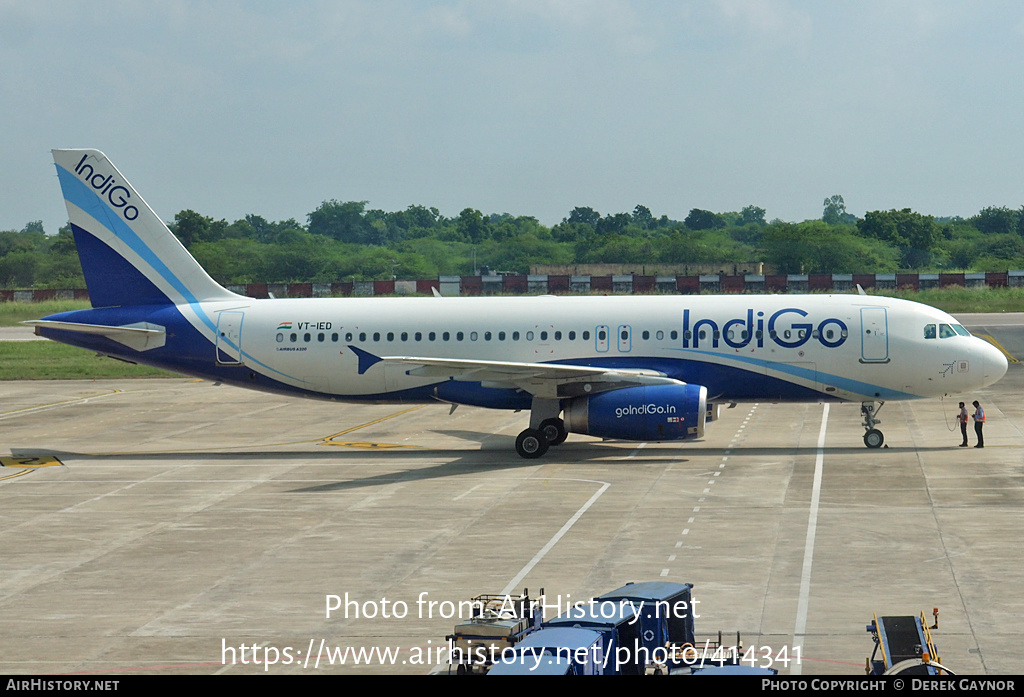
[348, 345, 383, 374]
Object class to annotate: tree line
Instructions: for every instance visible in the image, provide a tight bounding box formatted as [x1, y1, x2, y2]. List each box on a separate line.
[3, 197, 1024, 287]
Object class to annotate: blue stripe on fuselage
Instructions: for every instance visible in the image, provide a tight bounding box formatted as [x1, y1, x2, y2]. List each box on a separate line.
[670, 348, 917, 401]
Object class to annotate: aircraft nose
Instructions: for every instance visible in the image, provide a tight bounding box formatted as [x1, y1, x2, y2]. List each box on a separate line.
[976, 338, 1009, 386]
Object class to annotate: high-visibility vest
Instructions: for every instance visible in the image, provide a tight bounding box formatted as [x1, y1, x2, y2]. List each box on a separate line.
[975, 407, 986, 423]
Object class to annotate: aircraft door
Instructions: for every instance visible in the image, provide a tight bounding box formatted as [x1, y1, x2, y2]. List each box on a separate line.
[216, 311, 245, 365]
[860, 307, 889, 362]
[595, 325, 609, 353]
[617, 325, 632, 352]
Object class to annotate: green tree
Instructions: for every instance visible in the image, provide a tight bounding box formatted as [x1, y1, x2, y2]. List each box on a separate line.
[972, 206, 1019, 236]
[308, 200, 377, 244]
[632, 205, 654, 230]
[170, 210, 213, 247]
[684, 209, 725, 230]
[596, 213, 632, 236]
[565, 207, 601, 227]
[762, 221, 897, 274]
[739, 205, 766, 226]
[456, 208, 490, 244]
[822, 195, 847, 225]
[857, 209, 937, 268]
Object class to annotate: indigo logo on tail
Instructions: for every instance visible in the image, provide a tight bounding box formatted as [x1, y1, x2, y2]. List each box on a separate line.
[73, 154, 139, 221]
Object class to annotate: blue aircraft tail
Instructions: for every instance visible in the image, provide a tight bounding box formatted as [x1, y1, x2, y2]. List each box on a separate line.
[52, 149, 240, 308]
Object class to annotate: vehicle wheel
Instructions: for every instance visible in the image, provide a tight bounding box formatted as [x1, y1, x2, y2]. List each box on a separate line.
[864, 429, 884, 449]
[539, 417, 568, 445]
[516, 428, 549, 458]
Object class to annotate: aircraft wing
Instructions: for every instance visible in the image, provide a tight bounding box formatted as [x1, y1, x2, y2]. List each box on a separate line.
[349, 347, 684, 399]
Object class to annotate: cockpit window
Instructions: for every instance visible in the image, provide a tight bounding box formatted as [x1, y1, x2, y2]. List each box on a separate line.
[939, 323, 956, 338]
[924, 324, 936, 339]
[953, 324, 971, 337]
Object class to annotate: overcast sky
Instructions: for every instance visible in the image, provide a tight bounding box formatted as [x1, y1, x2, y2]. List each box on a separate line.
[3, 0, 1023, 235]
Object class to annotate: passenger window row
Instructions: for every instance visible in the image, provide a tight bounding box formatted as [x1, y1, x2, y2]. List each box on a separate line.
[274, 328, 687, 345]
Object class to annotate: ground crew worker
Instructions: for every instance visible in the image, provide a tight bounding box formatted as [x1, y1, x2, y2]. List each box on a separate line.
[972, 400, 985, 448]
[958, 402, 969, 447]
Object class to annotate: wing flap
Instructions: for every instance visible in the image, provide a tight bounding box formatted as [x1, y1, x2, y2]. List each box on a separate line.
[381, 355, 684, 398]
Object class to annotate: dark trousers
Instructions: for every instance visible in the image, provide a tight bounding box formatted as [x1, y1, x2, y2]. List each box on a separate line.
[975, 421, 984, 447]
[960, 422, 968, 445]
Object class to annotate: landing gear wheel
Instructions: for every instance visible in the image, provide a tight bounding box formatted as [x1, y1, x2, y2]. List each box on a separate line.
[539, 417, 568, 446]
[516, 429, 549, 458]
[864, 429, 884, 449]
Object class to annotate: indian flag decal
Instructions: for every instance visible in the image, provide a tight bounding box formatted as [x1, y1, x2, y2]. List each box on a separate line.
[277, 322, 293, 330]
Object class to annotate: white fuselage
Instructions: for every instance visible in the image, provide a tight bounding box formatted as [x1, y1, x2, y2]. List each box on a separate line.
[197, 293, 1005, 405]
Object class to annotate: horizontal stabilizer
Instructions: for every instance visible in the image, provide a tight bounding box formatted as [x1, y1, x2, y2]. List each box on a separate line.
[24, 320, 166, 352]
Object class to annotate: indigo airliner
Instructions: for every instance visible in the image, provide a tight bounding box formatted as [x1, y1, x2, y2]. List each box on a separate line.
[28, 149, 1008, 457]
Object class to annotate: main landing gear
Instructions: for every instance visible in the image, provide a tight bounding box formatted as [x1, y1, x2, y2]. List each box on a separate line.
[861, 401, 885, 448]
[515, 398, 567, 459]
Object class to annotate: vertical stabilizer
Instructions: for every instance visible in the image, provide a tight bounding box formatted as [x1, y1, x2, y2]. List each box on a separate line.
[52, 149, 241, 307]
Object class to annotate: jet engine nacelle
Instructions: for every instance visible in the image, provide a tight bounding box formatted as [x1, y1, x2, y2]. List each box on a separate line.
[563, 384, 708, 442]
